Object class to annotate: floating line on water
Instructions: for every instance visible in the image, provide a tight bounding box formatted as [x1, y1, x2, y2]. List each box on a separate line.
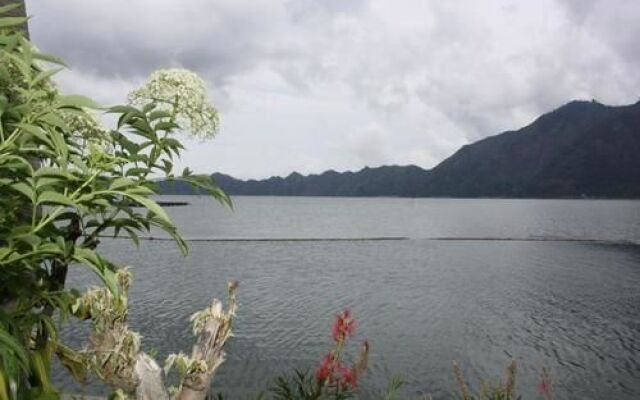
[432, 237, 605, 242]
[431, 237, 639, 245]
[98, 235, 637, 245]
[100, 235, 409, 242]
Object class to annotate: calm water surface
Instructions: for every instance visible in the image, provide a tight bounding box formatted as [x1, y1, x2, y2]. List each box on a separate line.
[57, 197, 640, 399]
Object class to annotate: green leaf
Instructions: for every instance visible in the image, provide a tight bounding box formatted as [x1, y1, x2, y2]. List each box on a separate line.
[125, 185, 155, 196]
[57, 94, 101, 109]
[0, 325, 29, 371]
[34, 167, 74, 180]
[148, 110, 172, 121]
[55, 342, 87, 384]
[125, 167, 148, 177]
[154, 121, 180, 131]
[109, 177, 135, 191]
[31, 68, 63, 88]
[123, 227, 140, 247]
[35, 242, 65, 257]
[142, 102, 156, 113]
[107, 105, 140, 115]
[39, 112, 69, 131]
[131, 118, 153, 134]
[13, 122, 54, 147]
[16, 233, 42, 248]
[34, 177, 60, 190]
[0, 16, 27, 29]
[0, 93, 7, 112]
[89, 198, 111, 208]
[5, 52, 31, 79]
[72, 247, 119, 296]
[32, 51, 67, 67]
[161, 159, 173, 174]
[0, 247, 12, 261]
[123, 193, 172, 226]
[29, 348, 56, 395]
[116, 111, 137, 129]
[10, 181, 34, 201]
[37, 191, 75, 207]
[0, 3, 21, 15]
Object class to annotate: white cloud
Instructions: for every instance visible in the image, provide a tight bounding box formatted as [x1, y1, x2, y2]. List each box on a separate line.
[27, 0, 640, 178]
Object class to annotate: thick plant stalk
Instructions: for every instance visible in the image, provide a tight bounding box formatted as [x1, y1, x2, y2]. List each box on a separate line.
[135, 354, 170, 400]
[175, 281, 238, 400]
[72, 269, 238, 400]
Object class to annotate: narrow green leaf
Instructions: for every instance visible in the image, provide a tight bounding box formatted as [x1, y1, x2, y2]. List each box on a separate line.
[32, 51, 67, 67]
[57, 94, 101, 109]
[34, 166, 74, 179]
[142, 102, 156, 113]
[0, 326, 29, 371]
[0, 4, 21, 15]
[123, 227, 140, 247]
[55, 342, 87, 384]
[154, 121, 180, 131]
[123, 193, 172, 225]
[107, 105, 140, 115]
[72, 247, 119, 296]
[5, 52, 30, 79]
[37, 191, 75, 207]
[108, 177, 135, 191]
[148, 110, 172, 121]
[0, 247, 12, 261]
[0, 16, 27, 28]
[10, 181, 34, 201]
[13, 122, 53, 147]
[31, 67, 63, 88]
[34, 176, 60, 190]
[39, 112, 69, 131]
[125, 167, 148, 177]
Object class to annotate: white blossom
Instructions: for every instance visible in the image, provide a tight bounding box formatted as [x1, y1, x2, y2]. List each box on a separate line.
[128, 68, 219, 138]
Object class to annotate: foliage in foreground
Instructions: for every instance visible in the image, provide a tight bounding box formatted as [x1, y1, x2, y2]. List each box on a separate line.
[0, 4, 230, 399]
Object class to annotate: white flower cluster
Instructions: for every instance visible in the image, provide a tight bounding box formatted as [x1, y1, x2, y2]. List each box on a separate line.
[63, 109, 110, 145]
[128, 68, 219, 138]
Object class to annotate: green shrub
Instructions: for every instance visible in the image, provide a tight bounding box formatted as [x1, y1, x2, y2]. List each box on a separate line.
[0, 5, 227, 399]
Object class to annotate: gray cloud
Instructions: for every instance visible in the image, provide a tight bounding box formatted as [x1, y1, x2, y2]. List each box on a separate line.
[26, 0, 640, 178]
[558, 0, 640, 65]
[29, 1, 279, 85]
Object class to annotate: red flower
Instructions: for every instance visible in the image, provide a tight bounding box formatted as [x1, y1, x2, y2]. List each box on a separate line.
[538, 381, 550, 396]
[315, 353, 334, 382]
[337, 364, 358, 388]
[332, 309, 356, 342]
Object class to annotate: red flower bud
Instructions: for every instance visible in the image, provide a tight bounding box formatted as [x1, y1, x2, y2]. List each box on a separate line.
[332, 309, 356, 342]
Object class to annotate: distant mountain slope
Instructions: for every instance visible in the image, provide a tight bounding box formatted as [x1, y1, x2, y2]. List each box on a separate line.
[212, 165, 429, 196]
[159, 165, 430, 197]
[424, 100, 640, 197]
[158, 100, 640, 198]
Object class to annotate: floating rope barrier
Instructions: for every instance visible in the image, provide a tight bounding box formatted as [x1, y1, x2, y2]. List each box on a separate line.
[97, 235, 638, 245]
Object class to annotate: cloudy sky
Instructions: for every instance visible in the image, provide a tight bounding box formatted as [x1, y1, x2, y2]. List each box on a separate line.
[28, 0, 640, 179]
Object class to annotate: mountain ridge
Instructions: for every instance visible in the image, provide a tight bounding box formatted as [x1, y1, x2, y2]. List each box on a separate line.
[158, 99, 640, 198]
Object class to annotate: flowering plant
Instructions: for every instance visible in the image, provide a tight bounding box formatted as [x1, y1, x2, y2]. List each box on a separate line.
[128, 68, 220, 139]
[269, 309, 369, 400]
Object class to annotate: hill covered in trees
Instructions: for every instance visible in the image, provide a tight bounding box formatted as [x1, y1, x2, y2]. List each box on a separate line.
[159, 100, 640, 198]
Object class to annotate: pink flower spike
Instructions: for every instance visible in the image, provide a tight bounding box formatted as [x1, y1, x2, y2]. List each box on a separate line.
[315, 353, 334, 382]
[332, 309, 357, 342]
[538, 381, 550, 395]
[336, 362, 357, 389]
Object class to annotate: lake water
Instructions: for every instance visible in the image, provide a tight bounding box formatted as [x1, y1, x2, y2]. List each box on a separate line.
[57, 196, 640, 399]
